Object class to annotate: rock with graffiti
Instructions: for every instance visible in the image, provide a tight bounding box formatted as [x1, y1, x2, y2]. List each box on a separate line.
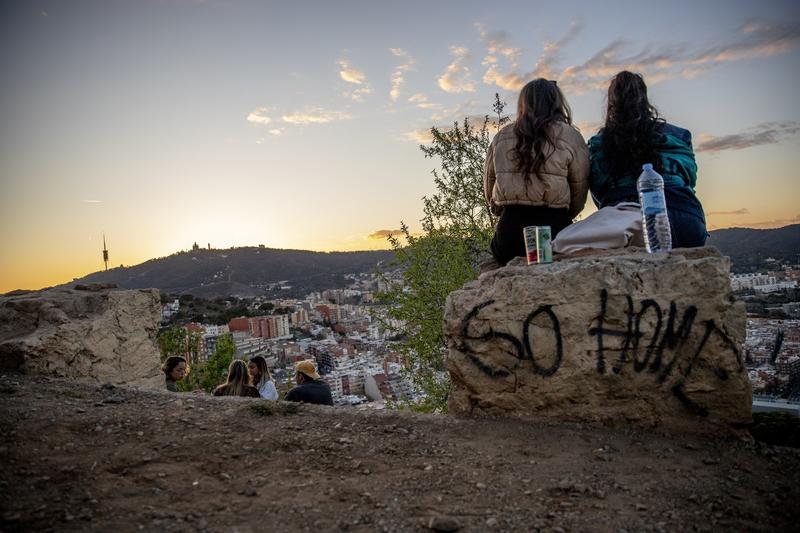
[444, 247, 751, 434]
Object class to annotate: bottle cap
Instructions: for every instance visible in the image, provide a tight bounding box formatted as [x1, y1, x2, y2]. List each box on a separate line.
[642, 163, 653, 171]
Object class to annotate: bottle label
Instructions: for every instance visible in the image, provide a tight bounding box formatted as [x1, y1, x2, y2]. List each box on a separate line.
[641, 190, 666, 215]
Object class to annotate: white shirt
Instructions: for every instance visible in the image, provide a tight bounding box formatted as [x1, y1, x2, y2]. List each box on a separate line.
[257, 379, 278, 401]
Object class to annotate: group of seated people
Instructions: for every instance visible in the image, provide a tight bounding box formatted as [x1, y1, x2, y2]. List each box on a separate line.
[484, 70, 708, 265]
[161, 355, 333, 406]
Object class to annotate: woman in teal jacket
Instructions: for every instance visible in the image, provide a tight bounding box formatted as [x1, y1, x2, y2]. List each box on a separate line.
[588, 71, 707, 248]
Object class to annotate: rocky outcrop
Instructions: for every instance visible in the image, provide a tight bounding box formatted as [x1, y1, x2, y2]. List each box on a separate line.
[444, 247, 751, 434]
[0, 285, 162, 388]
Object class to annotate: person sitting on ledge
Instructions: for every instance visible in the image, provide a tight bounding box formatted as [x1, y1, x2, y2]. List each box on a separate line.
[284, 360, 333, 406]
[588, 70, 708, 248]
[213, 360, 261, 398]
[248, 355, 278, 401]
[484, 78, 590, 266]
[162, 356, 187, 392]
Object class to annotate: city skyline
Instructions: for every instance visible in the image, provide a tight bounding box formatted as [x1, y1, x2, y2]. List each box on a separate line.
[1, 0, 799, 292]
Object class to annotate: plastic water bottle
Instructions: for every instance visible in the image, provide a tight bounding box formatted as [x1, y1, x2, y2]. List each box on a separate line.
[637, 163, 672, 252]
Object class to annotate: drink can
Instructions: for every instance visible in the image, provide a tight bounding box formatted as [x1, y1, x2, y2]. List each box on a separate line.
[523, 226, 539, 265]
[537, 226, 553, 263]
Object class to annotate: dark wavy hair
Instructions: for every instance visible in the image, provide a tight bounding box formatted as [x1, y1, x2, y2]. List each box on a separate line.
[512, 78, 572, 180]
[601, 71, 665, 178]
[161, 356, 186, 377]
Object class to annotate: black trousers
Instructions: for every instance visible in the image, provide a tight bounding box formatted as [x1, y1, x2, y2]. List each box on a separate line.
[490, 205, 572, 266]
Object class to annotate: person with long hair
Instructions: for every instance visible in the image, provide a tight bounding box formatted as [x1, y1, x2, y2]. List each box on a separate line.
[484, 78, 590, 266]
[161, 356, 187, 392]
[248, 355, 278, 400]
[588, 71, 707, 248]
[212, 359, 261, 398]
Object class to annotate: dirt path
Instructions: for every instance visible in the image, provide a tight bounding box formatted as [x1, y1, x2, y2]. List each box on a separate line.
[1, 373, 798, 532]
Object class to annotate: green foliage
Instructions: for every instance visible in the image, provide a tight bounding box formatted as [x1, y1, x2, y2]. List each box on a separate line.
[156, 326, 201, 363]
[177, 333, 236, 393]
[377, 95, 509, 413]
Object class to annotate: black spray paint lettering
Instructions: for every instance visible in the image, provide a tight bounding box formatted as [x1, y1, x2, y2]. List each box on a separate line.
[458, 290, 743, 416]
[459, 300, 563, 378]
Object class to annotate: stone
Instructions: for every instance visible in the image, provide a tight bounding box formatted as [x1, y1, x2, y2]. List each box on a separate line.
[0, 286, 163, 388]
[444, 247, 751, 434]
[427, 516, 461, 532]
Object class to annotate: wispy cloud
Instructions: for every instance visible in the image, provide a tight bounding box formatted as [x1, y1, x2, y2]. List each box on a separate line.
[338, 59, 372, 101]
[696, 122, 800, 152]
[390, 48, 416, 101]
[282, 108, 352, 125]
[268, 128, 284, 136]
[742, 215, 800, 229]
[368, 229, 404, 240]
[408, 93, 439, 110]
[706, 208, 750, 216]
[431, 99, 480, 122]
[478, 21, 800, 94]
[246, 107, 272, 125]
[403, 114, 502, 144]
[337, 59, 366, 84]
[81, 199, 102, 204]
[438, 46, 477, 93]
[479, 22, 581, 91]
[560, 21, 800, 93]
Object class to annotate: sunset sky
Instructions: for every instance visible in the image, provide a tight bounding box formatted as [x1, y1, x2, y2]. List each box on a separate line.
[1, 0, 799, 292]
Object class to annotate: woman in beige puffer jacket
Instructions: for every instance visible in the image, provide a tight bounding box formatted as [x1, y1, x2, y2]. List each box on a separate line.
[484, 78, 590, 265]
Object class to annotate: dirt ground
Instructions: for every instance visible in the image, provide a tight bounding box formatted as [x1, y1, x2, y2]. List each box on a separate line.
[1, 373, 799, 532]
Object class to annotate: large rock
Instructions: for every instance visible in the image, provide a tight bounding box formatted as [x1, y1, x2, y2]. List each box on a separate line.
[0, 286, 163, 388]
[444, 247, 751, 433]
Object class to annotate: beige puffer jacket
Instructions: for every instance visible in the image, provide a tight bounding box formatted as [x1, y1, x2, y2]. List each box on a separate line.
[484, 121, 590, 218]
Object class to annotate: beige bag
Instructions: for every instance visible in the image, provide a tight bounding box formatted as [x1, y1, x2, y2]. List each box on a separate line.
[552, 202, 645, 255]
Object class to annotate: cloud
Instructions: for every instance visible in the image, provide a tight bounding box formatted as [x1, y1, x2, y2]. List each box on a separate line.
[337, 59, 372, 101]
[390, 48, 416, 101]
[438, 46, 477, 93]
[81, 199, 102, 204]
[403, 114, 503, 144]
[696, 122, 800, 152]
[478, 21, 800, 94]
[337, 59, 366, 84]
[743, 215, 800, 229]
[268, 128, 283, 136]
[479, 22, 581, 91]
[408, 93, 439, 110]
[706, 208, 750, 216]
[559, 21, 800, 93]
[246, 107, 272, 125]
[368, 229, 406, 240]
[281, 108, 352, 125]
[431, 99, 480, 122]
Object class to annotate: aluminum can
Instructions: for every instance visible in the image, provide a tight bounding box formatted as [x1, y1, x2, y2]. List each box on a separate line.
[523, 226, 539, 265]
[536, 226, 553, 263]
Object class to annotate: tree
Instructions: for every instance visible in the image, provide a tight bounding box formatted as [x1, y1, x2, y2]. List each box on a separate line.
[377, 95, 509, 412]
[178, 333, 236, 393]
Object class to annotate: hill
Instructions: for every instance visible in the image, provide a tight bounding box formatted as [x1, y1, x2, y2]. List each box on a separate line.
[1, 374, 798, 531]
[58, 247, 397, 298]
[708, 224, 800, 273]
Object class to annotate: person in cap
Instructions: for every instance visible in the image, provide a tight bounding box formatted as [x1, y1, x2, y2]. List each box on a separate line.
[284, 360, 333, 406]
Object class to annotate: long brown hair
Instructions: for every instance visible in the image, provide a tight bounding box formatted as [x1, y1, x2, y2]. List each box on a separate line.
[219, 360, 250, 397]
[512, 78, 572, 180]
[249, 355, 272, 388]
[600, 71, 665, 179]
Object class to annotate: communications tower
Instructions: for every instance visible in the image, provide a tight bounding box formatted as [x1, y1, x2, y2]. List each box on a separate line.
[102, 234, 109, 271]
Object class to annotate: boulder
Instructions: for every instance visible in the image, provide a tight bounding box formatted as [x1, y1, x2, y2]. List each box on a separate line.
[0, 287, 163, 388]
[444, 247, 751, 434]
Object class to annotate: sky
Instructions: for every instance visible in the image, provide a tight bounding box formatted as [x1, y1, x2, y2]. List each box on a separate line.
[1, 0, 799, 292]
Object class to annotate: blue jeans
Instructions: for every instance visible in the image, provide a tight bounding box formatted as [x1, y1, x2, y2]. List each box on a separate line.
[668, 208, 708, 248]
